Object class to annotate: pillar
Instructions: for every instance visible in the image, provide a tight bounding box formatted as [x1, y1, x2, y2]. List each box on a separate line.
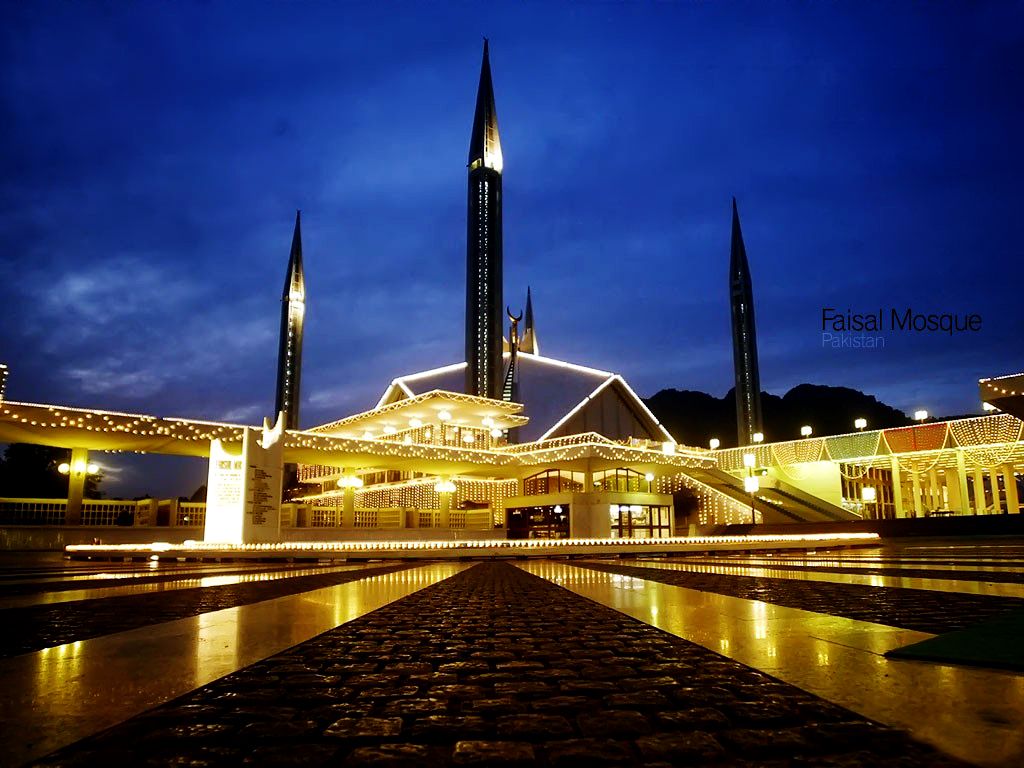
[439, 486, 451, 530]
[927, 468, 941, 513]
[973, 467, 986, 514]
[911, 471, 923, 518]
[342, 487, 355, 528]
[989, 468, 1003, 513]
[944, 469, 961, 515]
[955, 450, 970, 515]
[65, 447, 89, 526]
[1003, 465, 1019, 514]
[889, 455, 905, 519]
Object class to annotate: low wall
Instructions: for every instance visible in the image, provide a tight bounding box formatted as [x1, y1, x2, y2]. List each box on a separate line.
[0, 525, 507, 551]
[0, 526, 205, 551]
[717, 514, 1024, 539]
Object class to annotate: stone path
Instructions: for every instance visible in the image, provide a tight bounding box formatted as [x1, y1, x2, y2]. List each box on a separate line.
[29, 561, 968, 767]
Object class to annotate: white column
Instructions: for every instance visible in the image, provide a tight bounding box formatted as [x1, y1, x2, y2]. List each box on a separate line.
[927, 468, 941, 512]
[989, 468, 1003, 513]
[955, 450, 970, 515]
[65, 448, 89, 526]
[1003, 465, 1019, 514]
[911, 471, 923, 518]
[973, 467, 987, 514]
[944, 468, 961, 514]
[889, 456, 905, 519]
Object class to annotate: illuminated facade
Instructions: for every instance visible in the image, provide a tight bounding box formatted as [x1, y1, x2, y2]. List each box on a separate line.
[465, 39, 504, 400]
[730, 198, 763, 445]
[275, 211, 305, 431]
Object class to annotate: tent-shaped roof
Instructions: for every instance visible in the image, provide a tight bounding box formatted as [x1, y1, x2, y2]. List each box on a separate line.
[377, 353, 674, 444]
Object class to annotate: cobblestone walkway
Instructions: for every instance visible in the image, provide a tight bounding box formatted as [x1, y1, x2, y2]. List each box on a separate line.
[571, 561, 1024, 635]
[0, 564, 412, 660]
[30, 561, 967, 767]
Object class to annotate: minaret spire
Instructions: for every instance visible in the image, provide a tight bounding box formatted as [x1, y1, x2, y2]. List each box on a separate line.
[520, 286, 538, 355]
[730, 198, 763, 445]
[465, 39, 504, 399]
[275, 210, 305, 432]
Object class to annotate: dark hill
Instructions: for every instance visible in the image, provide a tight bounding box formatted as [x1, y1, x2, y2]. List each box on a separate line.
[645, 384, 911, 449]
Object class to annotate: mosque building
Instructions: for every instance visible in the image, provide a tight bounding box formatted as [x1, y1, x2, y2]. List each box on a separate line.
[0, 43, 1021, 543]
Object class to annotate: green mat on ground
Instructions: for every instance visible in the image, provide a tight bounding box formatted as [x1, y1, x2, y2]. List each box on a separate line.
[885, 608, 1024, 672]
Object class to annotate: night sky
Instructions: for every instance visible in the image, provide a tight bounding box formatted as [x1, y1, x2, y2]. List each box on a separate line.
[2, 2, 1022, 498]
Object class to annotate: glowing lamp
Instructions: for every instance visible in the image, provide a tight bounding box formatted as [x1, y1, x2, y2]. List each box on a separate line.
[434, 480, 457, 493]
[337, 476, 364, 489]
[743, 453, 756, 469]
[437, 410, 452, 422]
[752, 432, 764, 443]
[462, 432, 475, 443]
[409, 418, 423, 428]
[644, 472, 655, 482]
[854, 418, 867, 431]
[57, 462, 71, 474]
[490, 428, 503, 438]
[709, 438, 720, 450]
[914, 410, 928, 422]
[982, 403, 996, 412]
[800, 426, 812, 437]
[861, 487, 877, 502]
[744, 476, 759, 493]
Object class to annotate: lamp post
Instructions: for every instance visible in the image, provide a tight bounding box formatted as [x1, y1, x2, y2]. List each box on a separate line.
[800, 425, 812, 438]
[752, 432, 764, 444]
[914, 410, 928, 423]
[709, 438, 720, 450]
[644, 472, 654, 493]
[743, 452, 757, 525]
[58, 452, 100, 526]
[855, 418, 867, 431]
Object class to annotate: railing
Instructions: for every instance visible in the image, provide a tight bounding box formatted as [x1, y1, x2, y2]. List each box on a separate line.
[0, 498, 496, 532]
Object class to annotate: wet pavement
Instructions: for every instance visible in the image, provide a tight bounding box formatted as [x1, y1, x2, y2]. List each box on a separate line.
[25, 561, 968, 767]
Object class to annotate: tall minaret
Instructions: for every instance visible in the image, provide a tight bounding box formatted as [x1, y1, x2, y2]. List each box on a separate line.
[730, 198, 763, 445]
[520, 286, 538, 355]
[275, 210, 305, 431]
[465, 39, 504, 399]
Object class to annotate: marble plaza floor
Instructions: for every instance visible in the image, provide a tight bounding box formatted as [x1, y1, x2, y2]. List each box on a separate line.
[0, 539, 1022, 767]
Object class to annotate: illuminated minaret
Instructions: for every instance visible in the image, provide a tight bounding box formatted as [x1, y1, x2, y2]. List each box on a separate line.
[520, 286, 538, 355]
[465, 39, 504, 399]
[730, 198, 763, 445]
[275, 210, 305, 431]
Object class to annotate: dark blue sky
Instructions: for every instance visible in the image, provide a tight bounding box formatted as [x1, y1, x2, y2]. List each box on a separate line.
[2, 2, 1022, 498]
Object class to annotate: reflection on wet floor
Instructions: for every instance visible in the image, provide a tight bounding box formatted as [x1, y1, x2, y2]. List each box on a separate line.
[0, 563, 381, 610]
[0, 562, 471, 767]
[612, 557, 1024, 598]
[524, 559, 1024, 768]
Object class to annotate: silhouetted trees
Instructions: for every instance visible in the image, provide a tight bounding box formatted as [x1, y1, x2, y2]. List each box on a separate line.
[646, 384, 912, 449]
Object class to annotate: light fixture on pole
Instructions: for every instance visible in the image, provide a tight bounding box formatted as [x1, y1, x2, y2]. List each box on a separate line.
[752, 432, 764, 444]
[709, 438, 720, 450]
[645, 472, 654, 493]
[742, 452, 758, 525]
[914, 410, 928, 423]
[744, 474, 759, 525]
[800, 425, 812, 437]
[854, 418, 867, 431]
